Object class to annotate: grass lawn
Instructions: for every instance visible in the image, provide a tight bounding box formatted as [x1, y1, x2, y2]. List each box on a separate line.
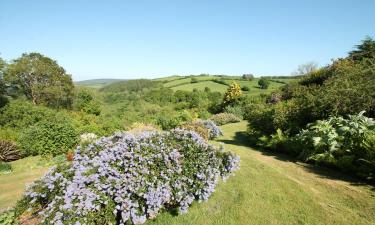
[0, 156, 50, 212]
[1, 121, 374, 224]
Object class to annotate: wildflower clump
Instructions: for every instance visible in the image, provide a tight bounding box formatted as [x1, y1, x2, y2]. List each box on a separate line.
[16, 129, 239, 225]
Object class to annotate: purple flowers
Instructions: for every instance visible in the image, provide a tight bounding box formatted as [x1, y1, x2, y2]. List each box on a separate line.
[197, 120, 223, 139]
[22, 129, 239, 225]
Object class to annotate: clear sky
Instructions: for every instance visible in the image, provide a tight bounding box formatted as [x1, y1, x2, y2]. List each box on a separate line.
[0, 0, 374, 81]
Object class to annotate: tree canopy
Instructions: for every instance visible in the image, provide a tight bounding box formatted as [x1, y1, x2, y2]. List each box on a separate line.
[4, 53, 74, 108]
[349, 36, 375, 61]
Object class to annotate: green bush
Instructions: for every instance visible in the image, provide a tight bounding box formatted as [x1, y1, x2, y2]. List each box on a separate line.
[179, 122, 210, 140]
[0, 100, 55, 129]
[258, 78, 270, 89]
[241, 86, 250, 91]
[210, 113, 241, 126]
[156, 116, 181, 130]
[294, 112, 375, 179]
[19, 119, 79, 156]
[224, 105, 244, 119]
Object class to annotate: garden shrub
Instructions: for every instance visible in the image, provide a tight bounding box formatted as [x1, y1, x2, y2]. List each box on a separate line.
[179, 122, 210, 140]
[16, 129, 239, 225]
[210, 113, 241, 126]
[294, 112, 375, 179]
[224, 105, 244, 119]
[156, 116, 182, 130]
[19, 119, 79, 156]
[0, 140, 20, 162]
[223, 82, 242, 106]
[196, 120, 223, 139]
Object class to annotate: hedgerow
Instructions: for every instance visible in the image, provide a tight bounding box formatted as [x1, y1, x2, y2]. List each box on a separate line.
[16, 129, 239, 224]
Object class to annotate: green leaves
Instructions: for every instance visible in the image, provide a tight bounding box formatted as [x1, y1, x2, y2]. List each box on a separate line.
[295, 112, 375, 179]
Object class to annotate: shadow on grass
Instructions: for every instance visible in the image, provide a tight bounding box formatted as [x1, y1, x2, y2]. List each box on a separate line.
[220, 131, 375, 189]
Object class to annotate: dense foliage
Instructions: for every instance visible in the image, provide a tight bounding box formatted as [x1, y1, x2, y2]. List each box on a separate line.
[19, 119, 78, 156]
[258, 78, 270, 89]
[243, 37, 375, 180]
[294, 112, 375, 179]
[222, 82, 242, 106]
[16, 129, 239, 224]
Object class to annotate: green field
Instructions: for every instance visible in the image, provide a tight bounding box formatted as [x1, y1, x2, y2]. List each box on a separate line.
[171, 80, 228, 92]
[1, 122, 374, 224]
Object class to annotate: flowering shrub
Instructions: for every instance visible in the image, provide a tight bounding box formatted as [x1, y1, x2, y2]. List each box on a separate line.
[79, 133, 98, 144]
[16, 129, 239, 225]
[210, 113, 241, 126]
[179, 122, 210, 140]
[196, 120, 223, 139]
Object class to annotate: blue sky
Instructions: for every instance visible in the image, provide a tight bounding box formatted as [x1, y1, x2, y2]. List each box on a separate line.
[0, 0, 374, 81]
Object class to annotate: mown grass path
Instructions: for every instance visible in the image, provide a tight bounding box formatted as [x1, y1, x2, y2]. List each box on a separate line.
[148, 121, 375, 225]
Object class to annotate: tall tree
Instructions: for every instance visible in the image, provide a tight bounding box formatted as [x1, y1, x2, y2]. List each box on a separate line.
[349, 36, 375, 61]
[4, 53, 74, 108]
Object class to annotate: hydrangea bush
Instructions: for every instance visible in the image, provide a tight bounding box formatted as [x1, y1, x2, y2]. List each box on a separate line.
[16, 129, 239, 225]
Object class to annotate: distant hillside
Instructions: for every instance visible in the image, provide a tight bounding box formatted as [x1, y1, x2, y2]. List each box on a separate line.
[156, 75, 298, 95]
[75, 79, 125, 88]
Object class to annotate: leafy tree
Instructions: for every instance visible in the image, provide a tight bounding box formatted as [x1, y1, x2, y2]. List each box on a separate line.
[349, 36, 375, 61]
[4, 53, 74, 108]
[223, 82, 243, 105]
[258, 78, 270, 89]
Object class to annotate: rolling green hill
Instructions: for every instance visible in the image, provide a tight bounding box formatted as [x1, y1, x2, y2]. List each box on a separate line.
[75, 78, 125, 88]
[158, 75, 297, 94]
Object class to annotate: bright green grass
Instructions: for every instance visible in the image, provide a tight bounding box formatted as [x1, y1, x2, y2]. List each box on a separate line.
[164, 76, 214, 88]
[0, 156, 50, 211]
[169, 78, 291, 95]
[171, 80, 228, 92]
